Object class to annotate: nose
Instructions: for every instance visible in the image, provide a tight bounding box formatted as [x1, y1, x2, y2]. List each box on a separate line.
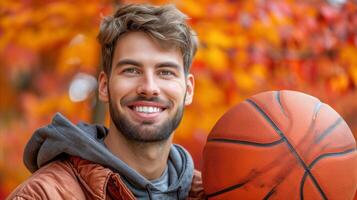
[136, 73, 160, 98]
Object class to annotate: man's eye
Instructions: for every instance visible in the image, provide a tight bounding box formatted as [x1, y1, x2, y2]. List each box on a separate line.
[123, 68, 140, 74]
[158, 70, 175, 76]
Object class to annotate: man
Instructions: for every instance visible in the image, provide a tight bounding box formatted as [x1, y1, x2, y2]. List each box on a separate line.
[8, 4, 204, 200]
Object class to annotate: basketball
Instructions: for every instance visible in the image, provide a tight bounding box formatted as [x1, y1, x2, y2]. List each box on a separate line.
[202, 90, 357, 199]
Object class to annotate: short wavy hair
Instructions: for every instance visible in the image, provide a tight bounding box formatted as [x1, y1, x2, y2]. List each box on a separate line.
[97, 4, 197, 76]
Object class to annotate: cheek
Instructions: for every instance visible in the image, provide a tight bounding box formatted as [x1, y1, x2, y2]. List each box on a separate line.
[159, 80, 187, 102]
[109, 78, 136, 100]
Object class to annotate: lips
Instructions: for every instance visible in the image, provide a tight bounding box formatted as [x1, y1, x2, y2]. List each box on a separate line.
[126, 101, 168, 121]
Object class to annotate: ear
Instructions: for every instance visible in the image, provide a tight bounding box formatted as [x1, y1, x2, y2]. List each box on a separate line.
[185, 74, 194, 105]
[98, 71, 109, 102]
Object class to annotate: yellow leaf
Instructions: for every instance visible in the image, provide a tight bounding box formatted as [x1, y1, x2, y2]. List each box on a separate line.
[205, 47, 228, 71]
[340, 45, 357, 66]
[329, 73, 349, 92]
[250, 63, 267, 81]
[234, 35, 248, 49]
[234, 68, 255, 91]
[205, 30, 233, 49]
[178, 0, 205, 18]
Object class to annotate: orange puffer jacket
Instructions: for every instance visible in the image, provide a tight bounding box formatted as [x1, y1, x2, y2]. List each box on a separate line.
[7, 156, 205, 200]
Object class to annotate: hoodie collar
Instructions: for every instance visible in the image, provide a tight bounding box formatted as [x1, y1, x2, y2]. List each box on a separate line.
[23, 113, 194, 200]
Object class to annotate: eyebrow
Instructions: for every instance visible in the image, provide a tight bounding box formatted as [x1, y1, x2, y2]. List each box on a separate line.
[114, 59, 143, 69]
[114, 59, 181, 70]
[155, 62, 181, 70]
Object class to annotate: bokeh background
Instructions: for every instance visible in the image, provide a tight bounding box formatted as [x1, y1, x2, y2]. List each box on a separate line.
[1, 0, 357, 198]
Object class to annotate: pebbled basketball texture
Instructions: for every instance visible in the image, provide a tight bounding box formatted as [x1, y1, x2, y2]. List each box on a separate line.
[202, 90, 357, 200]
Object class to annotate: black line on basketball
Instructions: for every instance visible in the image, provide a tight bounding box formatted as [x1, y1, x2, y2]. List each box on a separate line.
[206, 180, 249, 198]
[263, 186, 276, 200]
[208, 138, 284, 147]
[300, 169, 309, 200]
[315, 118, 343, 143]
[299, 148, 356, 200]
[276, 91, 288, 117]
[246, 99, 328, 200]
[298, 101, 320, 196]
[309, 148, 356, 170]
[306, 102, 322, 140]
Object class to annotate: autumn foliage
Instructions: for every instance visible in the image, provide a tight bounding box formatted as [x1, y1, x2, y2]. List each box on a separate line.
[1, 0, 357, 198]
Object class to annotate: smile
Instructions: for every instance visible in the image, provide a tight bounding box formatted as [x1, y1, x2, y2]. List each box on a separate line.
[133, 106, 163, 114]
[126, 101, 168, 120]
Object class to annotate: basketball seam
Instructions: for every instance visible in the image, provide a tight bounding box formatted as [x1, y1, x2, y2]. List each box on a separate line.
[207, 138, 285, 147]
[309, 148, 356, 171]
[276, 90, 288, 117]
[299, 148, 357, 200]
[246, 99, 328, 200]
[315, 118, 343, 143]
[206, 180, 249, 198]
[205, 138, 285, 198]
[263, 186, 277, 200]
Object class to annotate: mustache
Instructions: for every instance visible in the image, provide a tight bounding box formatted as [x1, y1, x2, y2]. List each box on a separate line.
[121, 96, 172, 107]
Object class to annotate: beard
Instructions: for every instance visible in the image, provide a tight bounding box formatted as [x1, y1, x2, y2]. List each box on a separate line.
[108, 92, 185, 143]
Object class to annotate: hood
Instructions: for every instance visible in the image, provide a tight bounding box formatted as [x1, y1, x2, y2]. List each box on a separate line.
[24, 112, 194, 200]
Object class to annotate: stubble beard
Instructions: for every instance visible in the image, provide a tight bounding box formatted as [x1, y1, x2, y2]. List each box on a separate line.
[108, 91, 185, 143]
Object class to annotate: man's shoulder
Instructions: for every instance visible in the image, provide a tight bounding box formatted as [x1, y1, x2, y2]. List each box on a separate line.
[7, 159, 86, 200]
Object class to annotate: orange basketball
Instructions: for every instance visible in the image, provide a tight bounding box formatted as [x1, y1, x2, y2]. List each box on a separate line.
[202, 90, 357, 200]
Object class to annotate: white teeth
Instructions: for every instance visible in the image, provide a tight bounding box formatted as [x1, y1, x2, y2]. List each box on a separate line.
[134, 106, 161, 113]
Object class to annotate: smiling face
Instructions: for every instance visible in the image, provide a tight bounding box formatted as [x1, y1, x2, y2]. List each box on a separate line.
[99, 31, 194, 142]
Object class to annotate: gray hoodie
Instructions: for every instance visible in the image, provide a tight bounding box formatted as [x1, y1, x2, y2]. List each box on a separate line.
[24, 113, 194, 200]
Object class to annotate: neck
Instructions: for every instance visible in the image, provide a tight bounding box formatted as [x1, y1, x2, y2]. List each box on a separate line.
[104, 123, 173, 180]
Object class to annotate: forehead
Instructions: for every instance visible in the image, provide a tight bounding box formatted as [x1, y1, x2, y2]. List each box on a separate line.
[113, 31, 184, 68]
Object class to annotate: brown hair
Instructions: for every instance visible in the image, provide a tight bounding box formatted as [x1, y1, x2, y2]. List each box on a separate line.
[97, 4, 197, 76]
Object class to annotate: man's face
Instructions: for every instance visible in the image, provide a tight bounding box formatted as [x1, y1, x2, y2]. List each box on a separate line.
[99, 31, 194, 142]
